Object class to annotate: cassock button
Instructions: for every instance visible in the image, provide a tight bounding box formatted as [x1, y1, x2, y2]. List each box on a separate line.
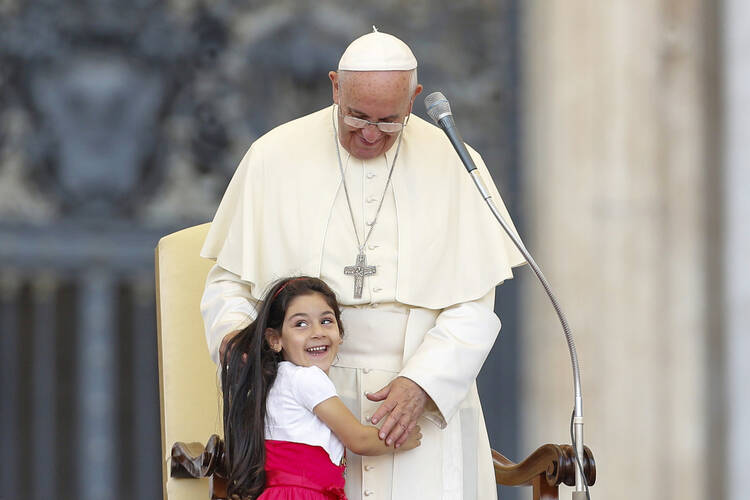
[366, 196, 377, 203]
[373, 287, 382, 293]
[364, 465, 375, 471]
[367, 172, 376, 179]
[368, 244, 378, 250]
[363, 368, 372, 374]
[364, 490, 374, 496]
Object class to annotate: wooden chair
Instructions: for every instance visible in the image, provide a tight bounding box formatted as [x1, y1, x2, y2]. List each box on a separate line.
[155, 224, 596, 500]
[156, 223, 223, 500]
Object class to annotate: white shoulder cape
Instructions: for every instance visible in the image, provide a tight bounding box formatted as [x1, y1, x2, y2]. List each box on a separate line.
[201, 106, 525, 309]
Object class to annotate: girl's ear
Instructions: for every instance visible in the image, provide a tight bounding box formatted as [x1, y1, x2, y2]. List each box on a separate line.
[265, 328, 282, 352]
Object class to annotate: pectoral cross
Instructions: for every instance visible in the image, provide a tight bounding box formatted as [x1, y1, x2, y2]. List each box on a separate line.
[344, 252, 376, 299]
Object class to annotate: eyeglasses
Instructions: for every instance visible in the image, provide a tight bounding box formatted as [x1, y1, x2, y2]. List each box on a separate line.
[337, 105, 406, 134]
[342, 115, 404, 133]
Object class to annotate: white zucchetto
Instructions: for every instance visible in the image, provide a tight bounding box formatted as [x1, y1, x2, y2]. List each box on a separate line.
[338, 27, 418, 71]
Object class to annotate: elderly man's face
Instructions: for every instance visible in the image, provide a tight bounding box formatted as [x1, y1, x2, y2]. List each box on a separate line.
[329, 70, 422, 160]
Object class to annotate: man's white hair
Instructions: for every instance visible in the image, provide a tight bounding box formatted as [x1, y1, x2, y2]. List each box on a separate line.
[338, 69, 419, 99]
[407, 68, 418, 96]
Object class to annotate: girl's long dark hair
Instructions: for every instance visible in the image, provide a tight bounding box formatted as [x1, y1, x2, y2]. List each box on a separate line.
[220, 276, 343, 500]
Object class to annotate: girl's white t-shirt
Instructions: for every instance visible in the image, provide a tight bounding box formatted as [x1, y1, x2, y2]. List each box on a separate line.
[264, 361, 345, 465]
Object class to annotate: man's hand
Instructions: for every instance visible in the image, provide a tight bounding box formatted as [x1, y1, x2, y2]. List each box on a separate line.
[367, 377, 428, 448]
[219, 330, 242, 365]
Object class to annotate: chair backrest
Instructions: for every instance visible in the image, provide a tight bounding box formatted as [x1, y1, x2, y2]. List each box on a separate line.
[155, 223, 222, 500]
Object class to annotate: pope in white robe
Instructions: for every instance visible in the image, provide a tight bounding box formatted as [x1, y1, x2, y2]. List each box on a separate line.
[200, 30, 526, 500]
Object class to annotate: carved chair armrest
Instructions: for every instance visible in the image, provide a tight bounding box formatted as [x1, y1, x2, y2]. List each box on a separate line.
[170, 434, 226, 478]
[170, 435, 229, 499]
[492, 444, 595, 496]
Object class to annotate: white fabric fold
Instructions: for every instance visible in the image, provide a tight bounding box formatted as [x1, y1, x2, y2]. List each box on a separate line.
[400, 290, 500, 426]
[200, 106, 525, 310]
[200, 264, 258, 365]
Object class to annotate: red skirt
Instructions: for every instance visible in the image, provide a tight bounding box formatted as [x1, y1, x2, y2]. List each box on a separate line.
[258, 440, 347, 500]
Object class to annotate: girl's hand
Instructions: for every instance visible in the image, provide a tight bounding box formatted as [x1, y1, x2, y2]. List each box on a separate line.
[367, 377, 429, 447]
[398, 425, 422, 451]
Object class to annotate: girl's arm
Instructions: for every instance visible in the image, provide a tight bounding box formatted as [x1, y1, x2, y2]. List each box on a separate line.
[314, 396, 421, 456]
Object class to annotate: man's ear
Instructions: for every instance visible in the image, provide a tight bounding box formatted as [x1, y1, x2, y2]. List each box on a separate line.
[407, 84, 423, 114]
[265, 328, 282, 352]
[329, 71, 340, 104]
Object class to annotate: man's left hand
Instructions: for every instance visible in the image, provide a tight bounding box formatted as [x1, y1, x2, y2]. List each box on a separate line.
[367, 377, 428, 448]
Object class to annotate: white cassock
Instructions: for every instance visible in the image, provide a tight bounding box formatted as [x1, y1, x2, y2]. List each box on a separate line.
[200, 105, 526, 500]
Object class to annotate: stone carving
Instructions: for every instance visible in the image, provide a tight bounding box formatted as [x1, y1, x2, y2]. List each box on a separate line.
[0, 0, 516, 226]
[0, 107, 56, 223]
[30, 58, 164, 215]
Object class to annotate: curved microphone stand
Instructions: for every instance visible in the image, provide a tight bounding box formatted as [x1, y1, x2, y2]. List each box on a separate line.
[425, 92, 589, 500]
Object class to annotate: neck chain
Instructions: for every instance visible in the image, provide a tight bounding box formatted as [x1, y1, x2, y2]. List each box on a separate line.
[332, 104, 404, 298]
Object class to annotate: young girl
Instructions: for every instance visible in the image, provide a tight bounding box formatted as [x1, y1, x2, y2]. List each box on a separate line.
[221, 276, 421, 500]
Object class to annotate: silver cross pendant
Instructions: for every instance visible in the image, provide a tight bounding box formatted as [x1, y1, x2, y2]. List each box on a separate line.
[344, 252, 376, 299]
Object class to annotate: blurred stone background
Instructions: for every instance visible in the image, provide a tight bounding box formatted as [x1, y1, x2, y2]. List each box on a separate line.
[0, 1, 524, 499]
[1, 1, 748, 500]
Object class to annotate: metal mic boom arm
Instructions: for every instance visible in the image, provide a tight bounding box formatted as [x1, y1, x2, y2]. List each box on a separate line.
[467, 171, 587, 498]
[425, 91, 588, 498]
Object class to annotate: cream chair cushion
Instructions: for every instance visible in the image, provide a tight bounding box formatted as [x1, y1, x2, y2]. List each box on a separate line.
[156, 223, 223, 500]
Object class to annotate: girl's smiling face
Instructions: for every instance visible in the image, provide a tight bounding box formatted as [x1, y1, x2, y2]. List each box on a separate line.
[266, 292, 342, 374]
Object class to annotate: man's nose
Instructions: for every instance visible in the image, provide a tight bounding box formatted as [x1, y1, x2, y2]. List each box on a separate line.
[361, 124, 382, 142]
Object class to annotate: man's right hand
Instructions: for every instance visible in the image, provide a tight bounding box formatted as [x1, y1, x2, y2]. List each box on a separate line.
[219, 329, 242, 364]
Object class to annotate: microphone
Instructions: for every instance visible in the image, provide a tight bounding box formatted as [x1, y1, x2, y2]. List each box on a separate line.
[424, 92, 478, 173]
[425, 92, 590, 499]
